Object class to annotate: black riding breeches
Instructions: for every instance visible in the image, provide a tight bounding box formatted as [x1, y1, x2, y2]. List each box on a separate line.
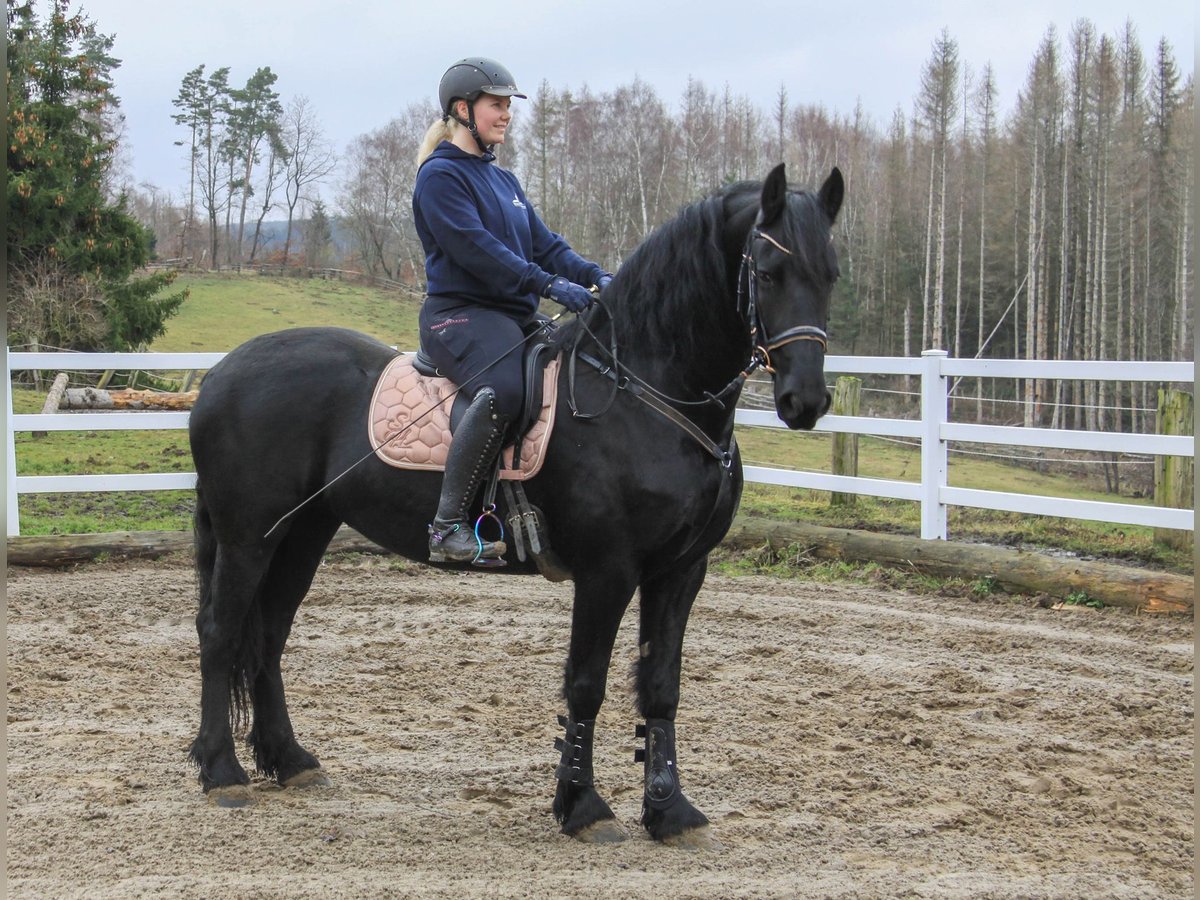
[418, 296, 529, 421]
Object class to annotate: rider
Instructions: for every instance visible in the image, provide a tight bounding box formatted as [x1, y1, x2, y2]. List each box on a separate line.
[414, 57, 612, 564]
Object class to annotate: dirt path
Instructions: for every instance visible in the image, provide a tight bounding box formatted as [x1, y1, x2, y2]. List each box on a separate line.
[5, 555, 1194, 898]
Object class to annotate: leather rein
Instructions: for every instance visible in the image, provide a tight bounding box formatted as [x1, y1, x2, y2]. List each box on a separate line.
[568, 223, 828, 470]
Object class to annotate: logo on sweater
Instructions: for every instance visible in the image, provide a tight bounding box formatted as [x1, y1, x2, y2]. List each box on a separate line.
[512, 194, 526, 209]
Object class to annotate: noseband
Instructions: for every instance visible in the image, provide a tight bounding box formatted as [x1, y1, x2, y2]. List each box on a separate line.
[737, 226, 828, 373]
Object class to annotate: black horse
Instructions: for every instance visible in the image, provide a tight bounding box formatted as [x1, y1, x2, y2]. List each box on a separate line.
[188, 162, 843, 843]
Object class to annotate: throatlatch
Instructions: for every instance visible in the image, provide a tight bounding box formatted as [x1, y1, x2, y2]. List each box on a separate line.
[553, 715, 597, 797]
[634, 718, 683, 816]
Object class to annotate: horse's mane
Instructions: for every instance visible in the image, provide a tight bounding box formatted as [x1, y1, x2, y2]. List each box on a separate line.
[589, 179, 834, 366]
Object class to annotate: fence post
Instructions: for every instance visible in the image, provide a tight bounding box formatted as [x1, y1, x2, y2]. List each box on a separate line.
[6, 349, 20, 536]
[29, 339, 44, 392]
[920, 350, 948, 540]
[1154, 388, 1193, 550]
[830, 376, 861, 506]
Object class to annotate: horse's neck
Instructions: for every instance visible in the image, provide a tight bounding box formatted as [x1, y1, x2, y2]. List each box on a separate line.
[603, 299, 748, 438]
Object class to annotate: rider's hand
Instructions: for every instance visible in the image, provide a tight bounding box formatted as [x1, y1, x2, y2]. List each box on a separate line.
[595, 273, 614, 292]
[544, 275, 593, 313]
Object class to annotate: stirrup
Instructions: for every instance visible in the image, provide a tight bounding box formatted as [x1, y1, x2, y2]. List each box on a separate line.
[470, 506, 507, 568]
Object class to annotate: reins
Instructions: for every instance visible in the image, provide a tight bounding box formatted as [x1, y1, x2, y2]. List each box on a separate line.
[567, 220, 828, 469]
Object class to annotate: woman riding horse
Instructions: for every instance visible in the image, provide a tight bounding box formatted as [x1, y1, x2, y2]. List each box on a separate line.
[414, 57, 612, 564]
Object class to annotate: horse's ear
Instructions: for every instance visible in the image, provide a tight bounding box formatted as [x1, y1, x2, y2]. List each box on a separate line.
[819, 167, 844, 224]
[759, 162, 788, 227]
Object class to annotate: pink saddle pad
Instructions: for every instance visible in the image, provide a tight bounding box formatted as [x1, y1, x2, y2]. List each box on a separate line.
[368, 354, 560, 480]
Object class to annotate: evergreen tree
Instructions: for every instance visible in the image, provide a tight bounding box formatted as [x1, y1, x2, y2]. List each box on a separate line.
[302, 198, 333, 268]
[227, 66, 284, 264]
[6, 0, 186, 351]
[171, 64, 207, 260]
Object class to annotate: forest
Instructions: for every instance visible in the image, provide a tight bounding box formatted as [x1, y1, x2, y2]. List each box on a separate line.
[9, 1, 1194, 431]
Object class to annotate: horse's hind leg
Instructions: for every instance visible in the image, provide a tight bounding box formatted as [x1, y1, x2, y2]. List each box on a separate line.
[553, 568, 637, 842]
[248, 510, 341, 787]
[635, 557, 713, 845]
[191, 539, 271, 795]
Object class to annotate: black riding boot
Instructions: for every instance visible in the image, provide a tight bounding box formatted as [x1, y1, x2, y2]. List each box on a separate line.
[428, 387, 509, 563]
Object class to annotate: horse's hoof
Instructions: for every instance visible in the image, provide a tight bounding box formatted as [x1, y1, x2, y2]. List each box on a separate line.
[572, 819, 628, 844]
[661, 826, 721, 850]
[282, 768, 329, 789]
[207, 785, 255, 808]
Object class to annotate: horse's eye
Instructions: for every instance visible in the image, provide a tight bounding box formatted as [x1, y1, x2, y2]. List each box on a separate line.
[757, 270, 774, 285]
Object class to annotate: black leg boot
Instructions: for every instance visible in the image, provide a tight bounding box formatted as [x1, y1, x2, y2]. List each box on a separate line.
[428, 387, 509, 563]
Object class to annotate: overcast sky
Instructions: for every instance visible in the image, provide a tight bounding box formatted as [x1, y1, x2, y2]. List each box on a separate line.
[79, 0, 1194, 197]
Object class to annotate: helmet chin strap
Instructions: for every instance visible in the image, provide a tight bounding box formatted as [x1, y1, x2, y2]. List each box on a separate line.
[450, 101, 493, 155]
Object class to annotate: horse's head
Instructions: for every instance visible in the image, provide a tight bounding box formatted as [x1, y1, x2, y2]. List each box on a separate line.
[743, 163, 843, 430]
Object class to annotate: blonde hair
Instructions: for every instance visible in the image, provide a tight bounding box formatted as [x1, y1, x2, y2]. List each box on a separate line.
[416, 116, 460, 167]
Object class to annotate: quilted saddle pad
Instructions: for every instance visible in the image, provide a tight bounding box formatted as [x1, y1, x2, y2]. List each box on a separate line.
[368, 353, 560, 481]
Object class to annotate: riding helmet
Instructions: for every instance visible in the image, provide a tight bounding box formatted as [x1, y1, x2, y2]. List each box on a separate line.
[438, 57, 527, 118]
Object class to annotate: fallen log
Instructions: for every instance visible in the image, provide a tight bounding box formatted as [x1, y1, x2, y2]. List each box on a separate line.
[33, 373, 71, 437]
[6, 519, 1192, 613]
[723, 518, 1193, 613]
[59, 387, 199, 410]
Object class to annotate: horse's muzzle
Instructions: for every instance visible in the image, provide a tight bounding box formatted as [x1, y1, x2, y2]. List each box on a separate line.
[776, 385, 831, 431]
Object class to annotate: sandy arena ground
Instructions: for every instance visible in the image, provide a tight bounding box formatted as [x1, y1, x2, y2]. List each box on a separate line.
[5, 553, 1195, 898]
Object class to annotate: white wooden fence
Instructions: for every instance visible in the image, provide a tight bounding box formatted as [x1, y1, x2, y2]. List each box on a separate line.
[6, 349, 1194, 539]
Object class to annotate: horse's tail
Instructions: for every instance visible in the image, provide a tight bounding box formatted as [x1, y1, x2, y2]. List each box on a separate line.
[192, 481, 261, 734]
[193, 480, 217, 608]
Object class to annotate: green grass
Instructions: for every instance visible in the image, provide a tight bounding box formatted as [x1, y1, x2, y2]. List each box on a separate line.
[8, 273, 1192, 579]
[155, 272, 423, 352]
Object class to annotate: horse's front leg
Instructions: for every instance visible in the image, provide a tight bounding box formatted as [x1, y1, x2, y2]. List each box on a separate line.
[635, 557, 713, 845]
[553, 568, 636, 842]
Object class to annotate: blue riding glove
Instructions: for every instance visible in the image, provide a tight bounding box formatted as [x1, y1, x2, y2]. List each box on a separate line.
[596, 273, 614, 292]
[544, 275, 593, 313]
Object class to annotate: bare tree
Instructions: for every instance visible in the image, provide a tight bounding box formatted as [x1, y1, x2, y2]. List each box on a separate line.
[974, 64, 997, 420]
[917, 28, 960, 351]
[281, 95, 338, 266]
[193, 66, 231, 268]
[247, 127, 289, 264]
[339, 103, 432, 281]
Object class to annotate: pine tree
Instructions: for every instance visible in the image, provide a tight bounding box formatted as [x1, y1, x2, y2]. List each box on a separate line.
[171, 64, 207, 261]
[227, 66, 284, 264]
[7, 0, 186, 351]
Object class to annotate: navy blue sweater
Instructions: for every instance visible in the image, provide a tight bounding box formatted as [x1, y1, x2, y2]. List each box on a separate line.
[413, 141, 604, 317]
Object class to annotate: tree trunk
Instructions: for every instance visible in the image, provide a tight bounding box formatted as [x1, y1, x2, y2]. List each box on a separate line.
[1023, 130, 1039, 428]
[32, 372, 70, 438]
[10, 522, 1192, 613]
[921, 145, 936, 350]
[721, 519, 1192, 612]
[59, 388, 199, 410]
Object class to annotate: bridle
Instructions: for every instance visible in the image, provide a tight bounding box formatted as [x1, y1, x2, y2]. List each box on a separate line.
[567, 213, 830, 472]
[737, 224, 829, 376]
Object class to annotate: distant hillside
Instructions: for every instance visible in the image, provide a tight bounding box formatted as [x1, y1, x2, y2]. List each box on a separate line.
[209, 218, 356, 259]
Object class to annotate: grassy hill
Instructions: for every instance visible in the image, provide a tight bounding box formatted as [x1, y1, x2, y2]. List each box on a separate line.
[153, 272, 423, 352]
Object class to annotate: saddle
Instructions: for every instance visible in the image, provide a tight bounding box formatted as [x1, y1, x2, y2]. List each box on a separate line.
[368, 332, 572, 582]
[368, 340, 560, 479]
